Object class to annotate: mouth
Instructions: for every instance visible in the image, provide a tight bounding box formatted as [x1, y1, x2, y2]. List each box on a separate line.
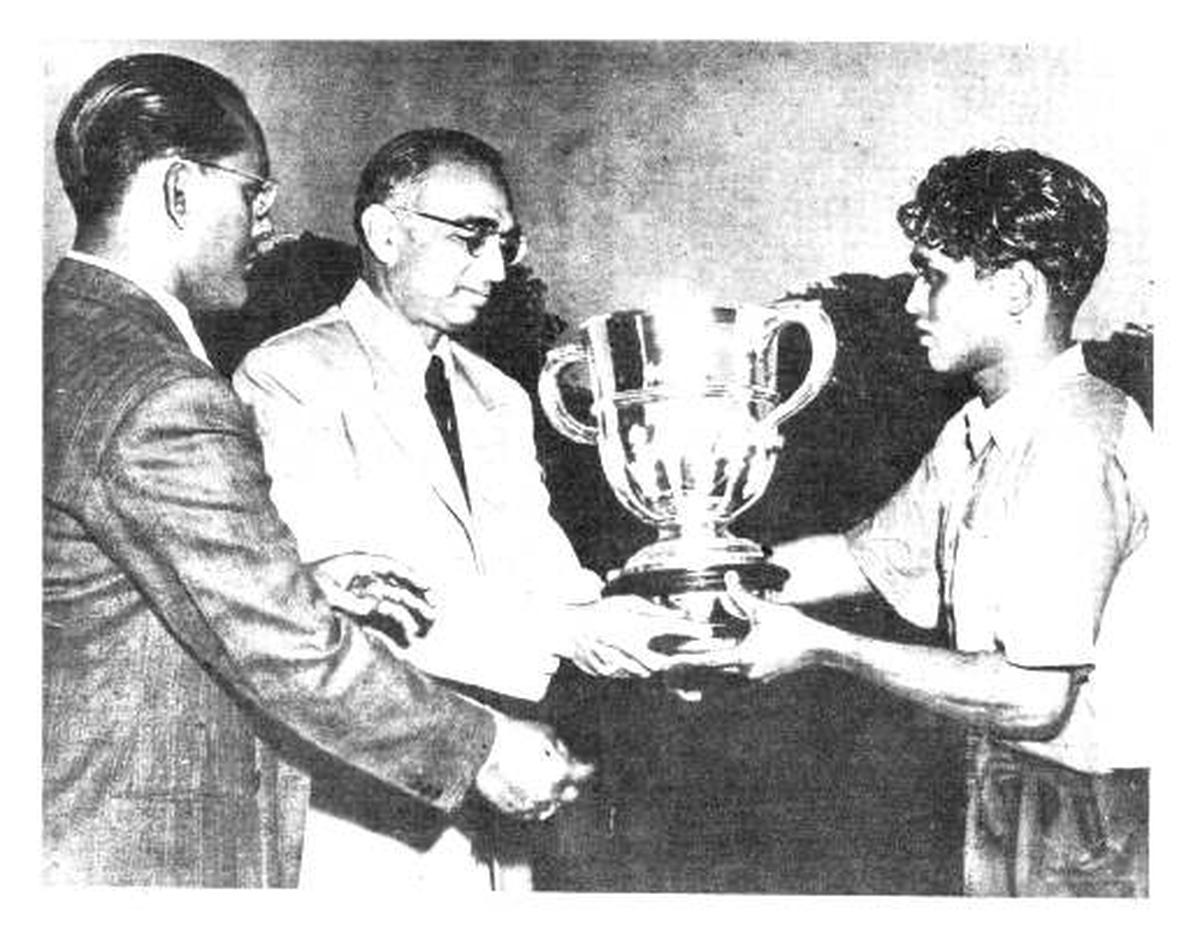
[455, 286, 491, 304]
[914, 330, 940, 353]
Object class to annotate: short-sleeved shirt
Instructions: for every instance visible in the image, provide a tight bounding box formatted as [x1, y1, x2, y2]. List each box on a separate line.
[846, 345, 1151, 771]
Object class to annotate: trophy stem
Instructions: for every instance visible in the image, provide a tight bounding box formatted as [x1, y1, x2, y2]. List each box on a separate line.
[621, 519, 763, 574]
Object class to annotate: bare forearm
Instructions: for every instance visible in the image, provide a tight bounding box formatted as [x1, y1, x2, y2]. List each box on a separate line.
[817, 627, 1075, 739]
[772, 534, 874, 605]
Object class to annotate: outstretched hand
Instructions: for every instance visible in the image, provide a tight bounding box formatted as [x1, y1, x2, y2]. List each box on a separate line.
[310, 552, 436, 648]
[563, 595, 706, 678]
[668, 572, 832, 682]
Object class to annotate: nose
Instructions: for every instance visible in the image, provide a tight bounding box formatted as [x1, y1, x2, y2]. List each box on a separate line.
[471, 234, 507, 285]
[905, 276, 928, 318]
[252, 210, 274, 242]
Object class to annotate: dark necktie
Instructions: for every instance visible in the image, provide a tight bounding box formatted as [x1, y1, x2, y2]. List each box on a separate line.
[424, 354, 470, 507]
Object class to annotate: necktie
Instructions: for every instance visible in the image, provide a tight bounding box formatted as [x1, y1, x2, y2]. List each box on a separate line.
[425, 354, 470, 506]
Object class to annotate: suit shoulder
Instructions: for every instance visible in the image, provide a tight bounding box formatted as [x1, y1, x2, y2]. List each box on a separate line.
[46, 346, 246, 509]
[46, 292, 223, 431]
[239, 307, 362, 381]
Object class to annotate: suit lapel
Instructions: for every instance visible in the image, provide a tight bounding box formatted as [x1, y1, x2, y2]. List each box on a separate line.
[446, 350, 508, 520]
[339, 287, 476, 541]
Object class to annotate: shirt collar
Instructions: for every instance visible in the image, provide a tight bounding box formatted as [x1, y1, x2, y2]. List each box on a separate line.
[66, 250, 213, 368]
[964, 344, 1087, 456]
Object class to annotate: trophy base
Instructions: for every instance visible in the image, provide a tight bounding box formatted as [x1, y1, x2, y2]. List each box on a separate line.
[604, 561, 787, 703]
[605, 559, 788, 652]
[604, 560, 788, 599]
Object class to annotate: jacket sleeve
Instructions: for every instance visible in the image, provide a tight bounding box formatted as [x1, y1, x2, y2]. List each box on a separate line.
[86, 372, 495, 812]
[234, 344, 600, 701]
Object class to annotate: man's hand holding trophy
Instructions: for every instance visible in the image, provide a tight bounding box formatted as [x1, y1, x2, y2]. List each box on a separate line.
[538, 292, 837, 697]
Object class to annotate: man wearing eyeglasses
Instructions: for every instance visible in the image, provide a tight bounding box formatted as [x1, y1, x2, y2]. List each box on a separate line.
[233, 128, 686, 888]
[44, 56, 596, 887]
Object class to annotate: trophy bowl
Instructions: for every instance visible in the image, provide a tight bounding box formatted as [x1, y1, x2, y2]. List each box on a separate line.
[539, 298, 837, 641]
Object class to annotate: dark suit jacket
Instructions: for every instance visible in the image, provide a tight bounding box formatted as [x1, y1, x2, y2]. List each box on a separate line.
[43, 259, 495, 886]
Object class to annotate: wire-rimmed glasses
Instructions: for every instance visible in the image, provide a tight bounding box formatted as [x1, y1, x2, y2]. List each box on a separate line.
[189, 158, 279, 219]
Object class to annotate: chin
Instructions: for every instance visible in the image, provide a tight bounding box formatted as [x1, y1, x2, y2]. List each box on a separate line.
[920, 341, 959, 374]
[201, 284, 249, 314]
[185, 265, 248, 310]
[446, 305, 484, 329]
[221, 285, 251, 312]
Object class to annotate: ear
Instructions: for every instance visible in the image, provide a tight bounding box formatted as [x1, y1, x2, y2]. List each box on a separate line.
[162, 161, 190, 229]
[993, 259, 1045, 317]
[360, 204, 404, 266]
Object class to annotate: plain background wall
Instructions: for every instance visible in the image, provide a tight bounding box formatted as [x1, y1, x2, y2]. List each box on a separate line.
[43, 40, 1156, 340]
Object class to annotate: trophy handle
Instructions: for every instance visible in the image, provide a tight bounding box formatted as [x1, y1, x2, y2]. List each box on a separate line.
[761, 298, 837, 429]
[538, 342, 600, 445]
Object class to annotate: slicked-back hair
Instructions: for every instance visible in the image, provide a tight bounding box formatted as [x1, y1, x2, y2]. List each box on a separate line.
[898, 148, 1108, 319]
[55, 53, 261, 226]
[353, 128, 509, 245]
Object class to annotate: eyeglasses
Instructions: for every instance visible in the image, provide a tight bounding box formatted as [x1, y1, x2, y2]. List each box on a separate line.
[382, 204, 526, 267]
[189, 158, 279, 218]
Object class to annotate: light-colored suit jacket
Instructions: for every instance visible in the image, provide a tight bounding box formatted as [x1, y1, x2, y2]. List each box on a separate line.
[234, 280, 601, 702]
[43, 260, 495, 886]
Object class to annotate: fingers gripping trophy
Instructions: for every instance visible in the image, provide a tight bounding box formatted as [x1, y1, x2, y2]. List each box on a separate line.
[539, 295, 836, 656]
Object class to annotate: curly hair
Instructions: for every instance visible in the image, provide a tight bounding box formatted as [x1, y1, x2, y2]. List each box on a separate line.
[55, 54, 261, 226]
[897, 149, 1108, 318]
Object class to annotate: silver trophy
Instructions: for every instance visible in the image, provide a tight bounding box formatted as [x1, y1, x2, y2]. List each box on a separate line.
[539, 298, 837, 635]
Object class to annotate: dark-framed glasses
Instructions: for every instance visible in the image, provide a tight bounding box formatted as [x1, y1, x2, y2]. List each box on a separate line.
[189, 158, 278, 218]
[383, 204, 526, 267]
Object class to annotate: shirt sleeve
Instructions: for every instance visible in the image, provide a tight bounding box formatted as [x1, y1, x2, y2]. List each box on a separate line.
[1086, 529, 1154, 768]
[407, 583, 576, 701]
[845, 443, 951, 630]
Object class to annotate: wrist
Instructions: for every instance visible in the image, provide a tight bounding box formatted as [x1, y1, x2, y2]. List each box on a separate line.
[475, 706, 507, 779]
[804, 615, 850, 670]
[816, 622, 868, 675]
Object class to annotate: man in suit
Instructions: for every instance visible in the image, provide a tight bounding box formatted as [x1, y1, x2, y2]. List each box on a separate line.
[678, 148, 1151, 896]
[232, 128, 688, 888]
[43, 53, 592, 887]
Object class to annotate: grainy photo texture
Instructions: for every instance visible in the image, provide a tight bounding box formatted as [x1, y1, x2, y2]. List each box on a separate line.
[42, 41, 1152, 897]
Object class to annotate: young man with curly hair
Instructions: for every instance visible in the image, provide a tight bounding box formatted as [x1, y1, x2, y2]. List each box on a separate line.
[679, 148, 1152, 896]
